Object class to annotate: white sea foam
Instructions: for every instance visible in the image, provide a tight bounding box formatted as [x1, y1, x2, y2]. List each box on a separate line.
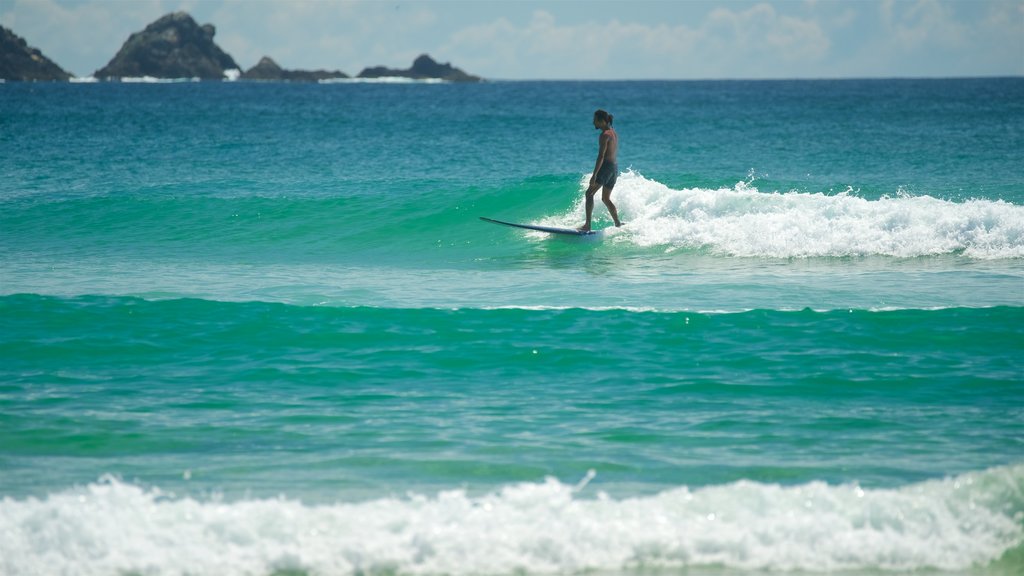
[118, 76, 200, 83]
[556, 171, 1024, 259]
[1, 465, 1020, 575]
[319, 77, 446, 84]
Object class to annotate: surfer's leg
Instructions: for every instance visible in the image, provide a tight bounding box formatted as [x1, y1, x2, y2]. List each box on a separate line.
[602, 186, 622, 227]
[579, 184, 600, 232]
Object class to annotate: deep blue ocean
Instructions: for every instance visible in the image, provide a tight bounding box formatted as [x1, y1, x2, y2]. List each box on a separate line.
[1, 78, 1023, 575]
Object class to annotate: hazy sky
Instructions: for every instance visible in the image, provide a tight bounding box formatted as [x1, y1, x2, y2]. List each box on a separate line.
[1, 0, 1021, 79]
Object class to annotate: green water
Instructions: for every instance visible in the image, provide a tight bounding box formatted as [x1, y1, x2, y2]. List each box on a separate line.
[1, 79, 1022, 575]
[2, 295, 1022, 499]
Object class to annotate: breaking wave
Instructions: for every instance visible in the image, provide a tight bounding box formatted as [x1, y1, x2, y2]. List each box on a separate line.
[547, 171, 1024, 259]
[1, 465, 1021, 575]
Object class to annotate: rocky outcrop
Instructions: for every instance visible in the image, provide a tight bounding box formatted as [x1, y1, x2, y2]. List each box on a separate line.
[94, 12, 239, 80]
[358, 54, 481, 82]
[3, 15, 479, 83]
[0, 25, 72, 81]
[240, 56, 348, 82]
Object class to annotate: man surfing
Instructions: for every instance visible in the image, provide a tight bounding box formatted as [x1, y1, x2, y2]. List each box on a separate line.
[578, 109, 623, 232]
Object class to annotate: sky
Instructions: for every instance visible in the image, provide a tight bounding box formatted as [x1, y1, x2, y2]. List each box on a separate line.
[1, 0, 1021, 80]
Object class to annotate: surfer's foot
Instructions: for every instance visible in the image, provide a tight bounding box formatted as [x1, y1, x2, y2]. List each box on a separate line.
[614, 220, 623, 227]
[577, 224, 591, 232]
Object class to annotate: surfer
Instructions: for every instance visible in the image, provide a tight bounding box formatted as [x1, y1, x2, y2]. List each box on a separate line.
[578, 109, 623, 232]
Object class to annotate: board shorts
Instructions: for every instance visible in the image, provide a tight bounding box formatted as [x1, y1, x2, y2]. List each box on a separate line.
[595, 161, 618, 188]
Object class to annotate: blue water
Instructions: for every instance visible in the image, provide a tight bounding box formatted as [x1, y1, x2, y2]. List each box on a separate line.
[1, 78, 1023, 575]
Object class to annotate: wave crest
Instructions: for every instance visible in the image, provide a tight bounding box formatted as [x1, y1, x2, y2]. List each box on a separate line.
[559, 172, 1024, 259]
[2, 465, 1021, 575]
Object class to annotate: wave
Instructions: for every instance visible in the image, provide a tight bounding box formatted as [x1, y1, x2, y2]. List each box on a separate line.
[1, 465, 1021, 575]
[538, 171, 1024, 259]
[3, 295, 1022, 393]
[4, 293, 1023, 324]
[3, 172, 1022, 261]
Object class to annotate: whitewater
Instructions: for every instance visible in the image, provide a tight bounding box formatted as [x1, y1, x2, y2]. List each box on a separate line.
[2, 465, 1022, 575]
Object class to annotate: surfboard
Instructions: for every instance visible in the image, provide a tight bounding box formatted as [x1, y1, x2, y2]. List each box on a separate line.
[480, 216, 596, 236]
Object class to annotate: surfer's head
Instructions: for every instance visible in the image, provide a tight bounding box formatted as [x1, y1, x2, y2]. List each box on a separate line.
[593, 109, 613, 129]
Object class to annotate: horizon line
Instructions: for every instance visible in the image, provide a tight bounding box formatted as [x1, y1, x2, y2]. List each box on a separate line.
[5, 74, 1023, 84]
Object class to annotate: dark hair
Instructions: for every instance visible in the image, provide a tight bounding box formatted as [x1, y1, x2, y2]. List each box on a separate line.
[594, 109, 613, 125]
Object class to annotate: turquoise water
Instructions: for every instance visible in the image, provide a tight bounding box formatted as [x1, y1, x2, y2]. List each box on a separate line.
[1, 79, 1023, 575]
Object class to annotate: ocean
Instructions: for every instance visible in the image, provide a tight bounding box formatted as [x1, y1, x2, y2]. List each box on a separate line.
[1, 78, 1022, 575]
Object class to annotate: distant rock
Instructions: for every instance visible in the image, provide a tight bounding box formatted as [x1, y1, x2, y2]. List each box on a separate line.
[0, 25, 72, 81]
[240, 56, 348, 82]
[357, 54, 481, 82]
[94, 12, 240, 80]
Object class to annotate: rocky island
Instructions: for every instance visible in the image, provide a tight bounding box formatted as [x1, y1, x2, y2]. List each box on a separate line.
[358, 54, 481, 82]
[2, 12, 483, 83]
[241, 56, 348, 82]
[94, 12, 240, 80]
[1, 25, 72, 81]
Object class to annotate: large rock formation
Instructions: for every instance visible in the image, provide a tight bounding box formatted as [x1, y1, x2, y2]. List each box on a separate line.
[94, 12, 239, 80]
[358, 54, 481, 82]
[240, 56, 348, 82]
[0, 25, 72, 81]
